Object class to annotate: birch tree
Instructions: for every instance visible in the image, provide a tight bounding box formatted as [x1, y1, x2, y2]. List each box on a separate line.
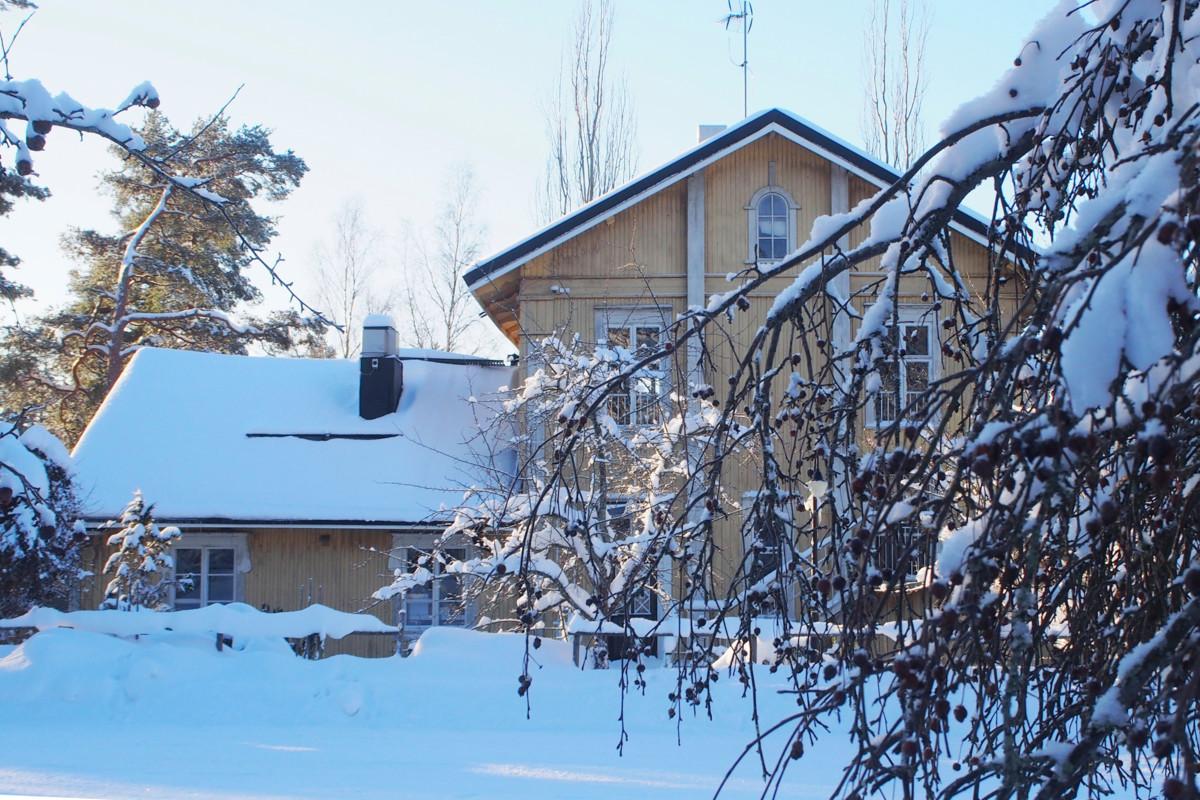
[312, 200, 386, 358]
[538, 0, 638, 221]
[861, 0, 930, 170]
[400, 165, 485, 353]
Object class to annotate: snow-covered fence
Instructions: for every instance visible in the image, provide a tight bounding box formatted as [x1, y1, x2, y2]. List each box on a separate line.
[0, 603, 397, 654]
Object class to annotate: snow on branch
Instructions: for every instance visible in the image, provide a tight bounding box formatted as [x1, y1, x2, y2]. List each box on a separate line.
[0, 65, 331, 326]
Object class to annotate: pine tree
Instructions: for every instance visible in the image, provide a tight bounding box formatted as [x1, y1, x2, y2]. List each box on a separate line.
[101, 491, 180, 612]
[0, 112, 323, 444]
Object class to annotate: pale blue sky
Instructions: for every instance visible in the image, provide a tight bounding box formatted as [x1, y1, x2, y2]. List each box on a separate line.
[3, 1, 1053, 354]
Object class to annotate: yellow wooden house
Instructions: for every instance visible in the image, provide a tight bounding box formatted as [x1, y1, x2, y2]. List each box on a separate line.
[71, 327, 516, 656]
[466, 107, 1007, 617]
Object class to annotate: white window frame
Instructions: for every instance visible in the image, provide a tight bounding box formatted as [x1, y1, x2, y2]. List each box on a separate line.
[594, 306, 671, 427]
[746, 186, 799, 265]
[865, 304, 939, 428]
[171, 532, 250, 609]
[389, 534, 474, 635]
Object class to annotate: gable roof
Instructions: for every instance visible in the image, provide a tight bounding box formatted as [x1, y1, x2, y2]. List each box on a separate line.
[71, 348, 515, 526]
[465, 107, 1000, 291]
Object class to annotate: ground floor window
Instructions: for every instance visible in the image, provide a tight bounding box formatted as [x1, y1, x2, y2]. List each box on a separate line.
[171, 534, 248, 610]
[606, 502, 661, 620]
[873, 523, 938, 582]
[403, 547, 468, 629]
[599, 502, 664, 661]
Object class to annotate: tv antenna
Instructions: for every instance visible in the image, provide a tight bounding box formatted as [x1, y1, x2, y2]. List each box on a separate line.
[723, 0, 753, 118]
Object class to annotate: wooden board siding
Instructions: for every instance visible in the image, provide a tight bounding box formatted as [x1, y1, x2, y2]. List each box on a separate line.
[704, 132, 831, 281]
[246, 529, 390, 600]
[524, 183, 687, 282]
[79, 527, 408, 658]
[245, 528, 398, 658]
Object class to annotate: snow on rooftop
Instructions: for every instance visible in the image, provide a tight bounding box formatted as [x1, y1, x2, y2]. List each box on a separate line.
[362, 313, 395, 328]
[72, 348, 516, 524]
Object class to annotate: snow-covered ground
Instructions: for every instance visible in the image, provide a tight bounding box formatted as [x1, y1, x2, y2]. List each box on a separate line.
[0, 627, 847, 800]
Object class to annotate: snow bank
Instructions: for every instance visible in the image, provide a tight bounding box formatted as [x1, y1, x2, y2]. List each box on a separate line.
[0, 624, 848, 799]
[409, 626, 574, 668]
[1, 602, 396, 640]
[0, 626, 1135, 800]
[0, 627, 571, 726]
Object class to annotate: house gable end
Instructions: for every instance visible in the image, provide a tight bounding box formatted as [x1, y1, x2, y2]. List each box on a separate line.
[466, 109, 1000, 295]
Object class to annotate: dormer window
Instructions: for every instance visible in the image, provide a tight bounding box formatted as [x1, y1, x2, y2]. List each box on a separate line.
[747, 186, 797, 264]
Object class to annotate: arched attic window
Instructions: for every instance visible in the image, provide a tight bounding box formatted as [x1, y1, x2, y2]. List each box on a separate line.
[747, 186, 798, 264]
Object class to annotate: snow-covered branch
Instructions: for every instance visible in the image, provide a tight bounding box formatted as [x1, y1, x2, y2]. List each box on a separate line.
[402, 3, 1200, 797]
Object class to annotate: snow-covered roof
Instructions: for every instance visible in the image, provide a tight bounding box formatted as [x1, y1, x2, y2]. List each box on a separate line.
[465, 107, 1004, 291]
[72, 348, 516, 526]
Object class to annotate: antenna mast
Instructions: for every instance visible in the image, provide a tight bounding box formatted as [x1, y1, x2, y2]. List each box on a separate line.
[723, 1, 753, 118]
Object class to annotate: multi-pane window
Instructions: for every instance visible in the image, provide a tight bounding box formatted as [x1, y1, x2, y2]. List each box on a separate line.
[174, 547, 236, 609]
[873, 523, 937, 580]
[599, 316, 665, 426]
[404, 547, 467, 629]
[743, 497, 788, 586]
[598, 503, 660, 662]
[740, 494, 793, 616]
[606, 503, 658, 619]
[875, 318, 934, 425]
[755, 191, 790, 261]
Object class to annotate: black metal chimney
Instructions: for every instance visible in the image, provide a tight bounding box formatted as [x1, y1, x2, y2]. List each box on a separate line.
[359, 315, 403, 419]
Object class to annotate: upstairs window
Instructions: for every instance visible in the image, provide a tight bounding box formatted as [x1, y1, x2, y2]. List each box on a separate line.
[756, 192, 789, 260]
[596, 307, 669, 426]
[870, 310, 936, 427]
[747, 187, 797, 264]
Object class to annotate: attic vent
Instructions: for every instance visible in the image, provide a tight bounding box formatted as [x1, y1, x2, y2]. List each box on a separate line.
[360, 315, 403, 419]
